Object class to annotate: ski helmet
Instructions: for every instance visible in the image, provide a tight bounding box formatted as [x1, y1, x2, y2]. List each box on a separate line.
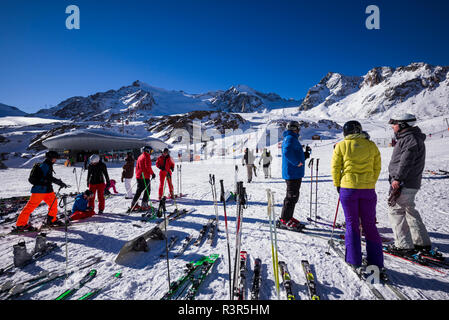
[163, 148, 169, 154]
[89, 154, 100, 164]
[388, 113, 417, 129]
[343, 121, 362, 136]
[45, 150, 60, 160]
[287, 120, 300, 131]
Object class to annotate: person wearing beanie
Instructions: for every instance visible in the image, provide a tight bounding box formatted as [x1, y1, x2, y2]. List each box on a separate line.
[15, 151, 68, 231]
[331, 120, 384, 271]
[131, 146, 156, 209]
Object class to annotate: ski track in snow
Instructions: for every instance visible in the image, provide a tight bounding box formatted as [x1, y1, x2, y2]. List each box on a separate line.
[1, 136, 449, 300]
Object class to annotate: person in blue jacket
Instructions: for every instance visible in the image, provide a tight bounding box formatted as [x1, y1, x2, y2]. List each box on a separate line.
[280, 121, 306, 230]
[70, 190, 95, 221]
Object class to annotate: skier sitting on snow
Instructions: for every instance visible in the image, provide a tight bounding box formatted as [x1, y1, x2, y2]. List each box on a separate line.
[15, 151, 69, 232]
[70, 190, 95, 221]
[156, 148, 175, 200]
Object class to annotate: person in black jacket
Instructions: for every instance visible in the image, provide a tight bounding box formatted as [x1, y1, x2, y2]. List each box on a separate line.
[87, 154, 110, 214]
[15, 151, 68, 231]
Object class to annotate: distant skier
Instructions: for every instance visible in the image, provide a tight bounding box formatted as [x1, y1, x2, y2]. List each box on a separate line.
[15, 151, 68, 231]
[258, 148, 273, 179]
[156, 148, 175, 200]
[87, 154, 110, 215]
[280, 121, 305, 230]
[131, 146, 156, 209]
[387, 113, 433, 256]
[70, 190, 95, 221]
[121, 152, 135, 199]
[331, 121, 384, 270]
[242, 148, 256, 183]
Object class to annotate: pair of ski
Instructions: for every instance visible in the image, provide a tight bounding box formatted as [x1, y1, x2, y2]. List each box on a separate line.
[161, 254, 219, 300]
[328, 239, 409, 300]
[277, 260, 320, 301]
[55, 269, 122, 300]
[382, 246, 448, 275]
[193, 218, 215, 247]
[1, 255, 102, 300]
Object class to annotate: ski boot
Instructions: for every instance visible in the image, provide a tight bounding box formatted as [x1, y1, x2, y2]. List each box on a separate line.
[13, 241, 33, 267]
[33, 233, 49, 253]
[12, 223, 38, 233]
[278, 218, 306, 232]
[45, 215, 66, 228]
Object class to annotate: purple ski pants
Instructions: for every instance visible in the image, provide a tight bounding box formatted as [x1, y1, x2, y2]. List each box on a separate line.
[340, 188, 384, 268]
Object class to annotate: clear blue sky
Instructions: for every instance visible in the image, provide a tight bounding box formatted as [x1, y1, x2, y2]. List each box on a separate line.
[1, 0, 449, 113]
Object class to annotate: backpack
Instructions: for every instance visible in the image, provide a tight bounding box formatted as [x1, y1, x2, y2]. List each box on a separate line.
[28, 162, 44, 185]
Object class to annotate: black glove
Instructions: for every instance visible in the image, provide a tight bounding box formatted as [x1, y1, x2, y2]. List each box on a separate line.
[152, 173, 156, 180]
[336, 187, 340, 194]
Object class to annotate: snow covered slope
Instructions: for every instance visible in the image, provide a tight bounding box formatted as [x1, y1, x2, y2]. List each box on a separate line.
[1, 116, 448, 301]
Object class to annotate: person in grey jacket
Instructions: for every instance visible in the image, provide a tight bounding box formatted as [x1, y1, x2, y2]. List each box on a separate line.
[387, 113, 432, 255]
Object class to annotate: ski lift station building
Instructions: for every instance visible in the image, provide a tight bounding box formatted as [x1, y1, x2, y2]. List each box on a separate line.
[42, 129, 168, 162]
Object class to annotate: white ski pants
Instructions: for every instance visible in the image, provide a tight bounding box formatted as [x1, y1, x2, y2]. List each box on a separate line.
[124, 178, 133, 198]
[388, 187, 431, 249]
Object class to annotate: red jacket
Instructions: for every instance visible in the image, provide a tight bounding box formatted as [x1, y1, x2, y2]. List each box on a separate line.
[135, 152, 154, 179]
[156, 155, 175, 173]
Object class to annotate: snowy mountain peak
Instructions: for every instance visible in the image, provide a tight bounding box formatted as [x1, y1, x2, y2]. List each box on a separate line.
[299, 62, 449, 120]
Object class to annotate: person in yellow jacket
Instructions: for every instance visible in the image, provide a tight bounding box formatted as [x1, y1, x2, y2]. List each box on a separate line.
[331, 121, 384, 271]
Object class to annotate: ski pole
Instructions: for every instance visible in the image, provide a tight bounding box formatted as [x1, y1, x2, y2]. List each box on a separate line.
[315, 158, 320, 222]
[266, 189, 280, 300]
[325, 198, 341, 255]
[141, 173, 154, 214]
[308, 158, 314, 221]
[220, 179, 232, 300]
[73, 168, 79, 193]
[162, 201, 171, 289]
[166, 172, 178, 212]
[209, 174, 219, 229]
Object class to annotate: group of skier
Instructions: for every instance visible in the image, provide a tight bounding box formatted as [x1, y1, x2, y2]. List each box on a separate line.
[14, 146, 178, 231]
[14, 113, 435, 276]
[280, 113, 433, 274]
